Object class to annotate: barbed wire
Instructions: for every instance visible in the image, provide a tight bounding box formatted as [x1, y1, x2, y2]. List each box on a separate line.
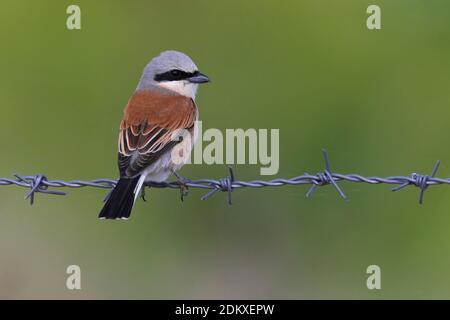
[0, 150, 448, 205]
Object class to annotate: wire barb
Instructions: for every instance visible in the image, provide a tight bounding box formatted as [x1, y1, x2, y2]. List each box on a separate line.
[391, 160, 441, 204]
[13, 174, 66, 205]
[201, 166, 235, 204]
[305, 150, 348, 201]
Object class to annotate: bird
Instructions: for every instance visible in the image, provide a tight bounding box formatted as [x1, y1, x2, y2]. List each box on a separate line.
[99, 50, 210, 220]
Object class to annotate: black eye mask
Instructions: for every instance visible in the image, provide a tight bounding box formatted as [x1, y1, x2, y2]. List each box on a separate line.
[154, 69, 199, 82]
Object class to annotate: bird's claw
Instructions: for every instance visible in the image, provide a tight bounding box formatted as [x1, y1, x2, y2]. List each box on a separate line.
[140, 187, 147, 202]
[173, 171, 189, 202]
[179, 183, 189, 202]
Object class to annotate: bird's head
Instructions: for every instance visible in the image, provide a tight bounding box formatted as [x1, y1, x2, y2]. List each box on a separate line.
[138, 50, 210, 99]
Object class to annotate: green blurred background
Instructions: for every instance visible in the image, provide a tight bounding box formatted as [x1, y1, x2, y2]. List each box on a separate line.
[1, 0, 450, 299]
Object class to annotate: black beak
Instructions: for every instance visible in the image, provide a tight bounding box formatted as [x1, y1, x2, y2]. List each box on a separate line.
[188, 71, 210, 84]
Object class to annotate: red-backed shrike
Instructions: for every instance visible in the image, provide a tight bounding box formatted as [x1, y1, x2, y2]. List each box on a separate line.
[99, 50, 210, 219]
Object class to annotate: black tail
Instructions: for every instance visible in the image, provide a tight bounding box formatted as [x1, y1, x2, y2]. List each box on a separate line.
[99, 177, 140, 220]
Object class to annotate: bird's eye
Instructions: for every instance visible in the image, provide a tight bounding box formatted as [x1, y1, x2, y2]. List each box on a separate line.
[170, 70, 181, 77]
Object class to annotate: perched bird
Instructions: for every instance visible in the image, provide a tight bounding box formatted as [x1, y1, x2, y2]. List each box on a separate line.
[99, 50, 210, 220]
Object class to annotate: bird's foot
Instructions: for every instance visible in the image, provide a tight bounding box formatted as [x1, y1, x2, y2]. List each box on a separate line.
[179, 184, 189, 202]
[173, 171, 190, 202]
[140, 187, 147, 202]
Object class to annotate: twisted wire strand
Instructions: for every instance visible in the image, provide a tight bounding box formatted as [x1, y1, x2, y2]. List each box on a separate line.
[1, 150, 449, 205]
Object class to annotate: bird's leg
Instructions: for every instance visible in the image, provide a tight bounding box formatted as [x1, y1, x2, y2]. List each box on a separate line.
[172, 170, 189, 202]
